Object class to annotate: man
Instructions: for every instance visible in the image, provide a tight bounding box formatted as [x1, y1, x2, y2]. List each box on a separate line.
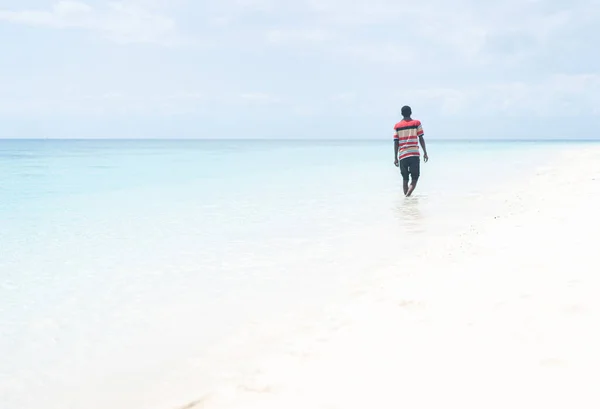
[393, 105, 429, 197]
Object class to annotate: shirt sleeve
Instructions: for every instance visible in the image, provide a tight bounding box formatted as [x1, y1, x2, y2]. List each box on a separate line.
[417, 121, 424, 136]
[393, 127, 399, 140]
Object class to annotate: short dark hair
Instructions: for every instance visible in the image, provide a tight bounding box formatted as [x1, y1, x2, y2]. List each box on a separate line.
[401, 106, 412, 116]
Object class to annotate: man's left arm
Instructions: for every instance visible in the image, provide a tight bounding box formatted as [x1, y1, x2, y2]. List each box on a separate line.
[417, 122, 428, 162]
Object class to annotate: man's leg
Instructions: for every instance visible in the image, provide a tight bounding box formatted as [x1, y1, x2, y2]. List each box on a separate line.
[399, 159, 410, 195]
[406, 179, 418, 197]
[405, 157, 421, 197]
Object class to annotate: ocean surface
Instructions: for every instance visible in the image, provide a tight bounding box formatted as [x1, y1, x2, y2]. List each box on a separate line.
[0, 139, 578, 409]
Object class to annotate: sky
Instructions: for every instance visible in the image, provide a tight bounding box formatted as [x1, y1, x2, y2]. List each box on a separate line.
[0, 0, 599, 139]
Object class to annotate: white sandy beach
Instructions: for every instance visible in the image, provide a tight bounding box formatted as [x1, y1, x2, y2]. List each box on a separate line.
[175, 146, 600, 409]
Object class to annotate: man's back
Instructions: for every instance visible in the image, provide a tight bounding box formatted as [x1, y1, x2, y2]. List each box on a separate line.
[393, 119, 423, 160]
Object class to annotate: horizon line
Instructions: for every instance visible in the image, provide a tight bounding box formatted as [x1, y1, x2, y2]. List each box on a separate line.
[1, 138, 599, 142]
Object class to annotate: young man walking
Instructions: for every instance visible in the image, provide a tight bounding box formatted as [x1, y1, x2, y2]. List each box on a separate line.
[393, 105, 429, 197]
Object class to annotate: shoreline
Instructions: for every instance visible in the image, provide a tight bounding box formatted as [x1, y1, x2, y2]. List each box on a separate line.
[178, 146, 600, 409]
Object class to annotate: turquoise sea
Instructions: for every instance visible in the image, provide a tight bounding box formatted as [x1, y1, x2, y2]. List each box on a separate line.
[0, 139, 585, 409]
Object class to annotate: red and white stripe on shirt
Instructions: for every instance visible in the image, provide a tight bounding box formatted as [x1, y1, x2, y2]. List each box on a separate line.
[393, 119, 423, 160]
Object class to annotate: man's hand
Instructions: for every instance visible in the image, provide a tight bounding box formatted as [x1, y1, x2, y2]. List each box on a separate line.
[394, 159, 399, 167]
[423, 153, 429, 163]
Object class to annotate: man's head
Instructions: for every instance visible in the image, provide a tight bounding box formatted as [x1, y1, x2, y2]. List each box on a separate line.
[401, 105, 412, 118]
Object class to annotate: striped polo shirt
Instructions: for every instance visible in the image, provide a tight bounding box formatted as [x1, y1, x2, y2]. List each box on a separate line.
[394, 119, 424, 160]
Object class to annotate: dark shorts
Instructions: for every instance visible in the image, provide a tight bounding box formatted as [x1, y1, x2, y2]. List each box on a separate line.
[399, 156, 420, 181]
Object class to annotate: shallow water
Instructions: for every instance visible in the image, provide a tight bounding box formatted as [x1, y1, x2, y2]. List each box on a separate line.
[0, 139, 576, 409]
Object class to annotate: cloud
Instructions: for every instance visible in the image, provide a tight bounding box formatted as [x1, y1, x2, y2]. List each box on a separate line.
[330, 92, 357, 103]
[338, 43, 416, 64]
[409, 74, 600, 117]
[0, 0, 179, 45]
[249, 0, 596, 68]
[265, 27, 333, 45]
[3, 73, 598, 120]
[1, 0, 600, 136]
[0, 89, 284, 117]
[238, 93, 282, 104]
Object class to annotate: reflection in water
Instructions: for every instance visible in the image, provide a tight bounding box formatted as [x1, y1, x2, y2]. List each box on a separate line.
[393, 194, 426, 233]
